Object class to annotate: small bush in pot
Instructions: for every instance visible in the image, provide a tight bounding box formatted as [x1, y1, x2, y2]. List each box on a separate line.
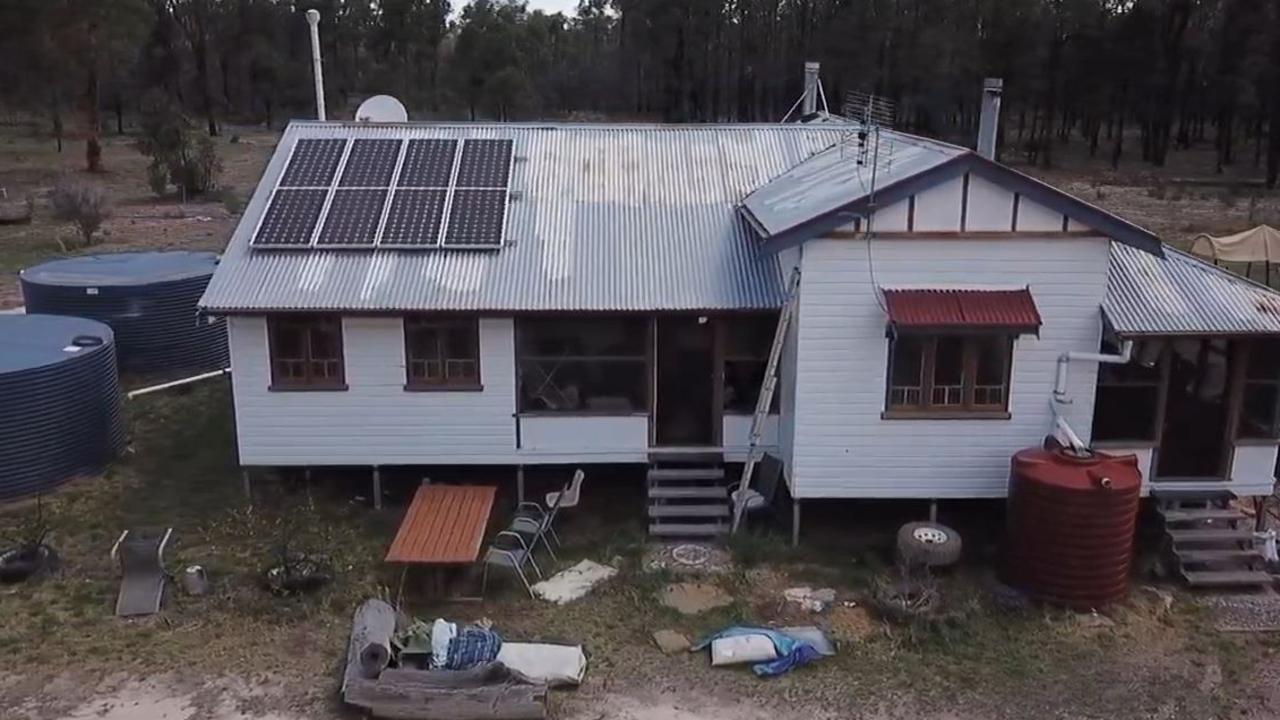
[0, 497, 59, 584]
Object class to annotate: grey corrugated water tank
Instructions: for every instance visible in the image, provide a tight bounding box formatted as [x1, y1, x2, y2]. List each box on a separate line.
[0, 314, 125, 500]
[20, 251, 227, 374]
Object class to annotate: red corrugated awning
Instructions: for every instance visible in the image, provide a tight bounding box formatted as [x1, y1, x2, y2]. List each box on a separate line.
[882, 288, 1042, 333]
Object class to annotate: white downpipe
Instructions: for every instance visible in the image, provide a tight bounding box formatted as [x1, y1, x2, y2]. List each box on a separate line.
[127, 368, 230, 400]
[305, 10, 326, 121]
[1050, 340, 1133, 451]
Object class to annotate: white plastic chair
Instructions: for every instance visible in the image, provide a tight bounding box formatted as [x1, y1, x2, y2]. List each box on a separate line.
[544, 468, 585, 511]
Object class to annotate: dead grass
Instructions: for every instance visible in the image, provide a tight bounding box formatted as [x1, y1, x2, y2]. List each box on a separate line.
[0, 126, 275, 308]
[0, 384, 1273, 718]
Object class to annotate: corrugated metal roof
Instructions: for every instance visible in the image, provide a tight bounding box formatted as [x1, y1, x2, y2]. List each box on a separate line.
[201, 122, 849, 312]
[1105, 242, 1280, 336]
[739, 130, 966, 238]
[883, 288, 1042, 331]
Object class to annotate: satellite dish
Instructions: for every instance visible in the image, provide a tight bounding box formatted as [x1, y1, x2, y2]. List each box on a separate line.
[355, 95, 408, 123]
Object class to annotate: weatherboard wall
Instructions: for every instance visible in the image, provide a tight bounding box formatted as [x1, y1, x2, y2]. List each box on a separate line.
[1095, 445, 1276, 497]
[228, 315, 516, 465]
[789, 235, 1112, 499]
[227, 315, 777, 466]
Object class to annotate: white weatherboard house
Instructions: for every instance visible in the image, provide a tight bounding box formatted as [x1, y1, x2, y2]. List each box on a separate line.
[200, 111, 1280, 539]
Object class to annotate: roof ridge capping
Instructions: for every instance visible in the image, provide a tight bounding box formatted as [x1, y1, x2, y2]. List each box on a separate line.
[740, 148, 1164, 257]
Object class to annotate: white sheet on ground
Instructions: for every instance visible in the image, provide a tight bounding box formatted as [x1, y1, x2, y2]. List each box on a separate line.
[531, 559, 617, 604]
[496, 642, 587, 687]
[710, 635, 777, 666]
[430, 619, 456, 669]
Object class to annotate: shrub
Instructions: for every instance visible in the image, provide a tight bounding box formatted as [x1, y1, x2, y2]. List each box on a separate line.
[50, 176, 110, 248]
[136, 92, 221, 197]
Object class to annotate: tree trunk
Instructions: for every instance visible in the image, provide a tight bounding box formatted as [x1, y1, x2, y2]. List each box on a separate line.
[85, 20, 102, 173]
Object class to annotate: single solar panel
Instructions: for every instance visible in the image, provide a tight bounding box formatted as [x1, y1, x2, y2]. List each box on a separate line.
[316, 189, 388, 247]
[398, 139, 458, 188]
[380, 189, 448, 247]
[280, 139, 347, 187]
[455, 139, 513, 188]
[443, 189, 507, 247]
[252, 189, 328, 246]
[339, 139, 402, 187]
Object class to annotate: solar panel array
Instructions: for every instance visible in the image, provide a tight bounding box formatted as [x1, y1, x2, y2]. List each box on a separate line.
[252, 137, 513, 250]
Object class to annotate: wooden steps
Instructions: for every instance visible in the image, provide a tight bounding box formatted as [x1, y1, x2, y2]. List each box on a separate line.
[646, 459, 730, 538]
[1154, 489, 1273, 592]
[1183, 570, 1275, 588]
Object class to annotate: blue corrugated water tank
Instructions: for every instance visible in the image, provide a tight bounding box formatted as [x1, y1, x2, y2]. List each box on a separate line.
[20, 251, 227, 374]
[0, 314, 125, 500]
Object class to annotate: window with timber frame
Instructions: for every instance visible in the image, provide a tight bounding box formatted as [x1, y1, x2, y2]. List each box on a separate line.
[267, 315, 345, 390]
[404, 317, 481, 390]
[885, 333, 1013, 418]
[722, 313, 778, 413]
[517, 317, 649, 413]
[1092, 339, 1164, 443]
[1239, 339, 1280, 440]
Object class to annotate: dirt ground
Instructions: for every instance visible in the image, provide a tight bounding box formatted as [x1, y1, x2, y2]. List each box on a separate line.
[5, 126, 1280, 719]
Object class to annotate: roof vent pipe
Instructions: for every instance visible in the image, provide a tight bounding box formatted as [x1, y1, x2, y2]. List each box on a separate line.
[801, 62, 820, 116]
[305, 9, 326, 121]
[977, 77, 1003, 160]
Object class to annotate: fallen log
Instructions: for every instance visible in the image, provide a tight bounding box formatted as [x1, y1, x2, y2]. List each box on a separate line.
[342, 598, 397, 694]
[345, 664, 547, 720]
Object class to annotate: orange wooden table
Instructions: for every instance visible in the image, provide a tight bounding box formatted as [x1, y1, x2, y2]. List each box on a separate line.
[386, 484, 498, 565]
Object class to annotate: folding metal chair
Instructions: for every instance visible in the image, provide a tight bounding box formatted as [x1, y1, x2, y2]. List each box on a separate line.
[480, 530, 543, 598]
[511, 475, 573, 561]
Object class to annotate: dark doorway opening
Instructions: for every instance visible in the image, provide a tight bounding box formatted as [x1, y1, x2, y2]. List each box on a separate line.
[1156, 339, 1234, 479]
[654, 317, 717, 446]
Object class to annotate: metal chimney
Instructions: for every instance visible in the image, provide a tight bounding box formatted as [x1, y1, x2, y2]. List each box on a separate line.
[305, 10, 326, 121]
[977, 77, 1003, 160]
[801, 62, 821, 116]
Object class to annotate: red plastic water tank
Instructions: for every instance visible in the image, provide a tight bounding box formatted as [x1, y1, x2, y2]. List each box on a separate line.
[1001, 447, 1142, 609]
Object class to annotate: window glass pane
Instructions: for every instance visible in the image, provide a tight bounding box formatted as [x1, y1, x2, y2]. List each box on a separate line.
[409, 325, 442, 362]
[446, 325, 476, 361]
[310, 325, 340, 361]
[519, 358, 647, 412]
[1092, 385, 1159, 441]
[273, 323, 304, 359]
[932, 337, 965, 406]
[888, 335, 925, 408]
[724, 360, 766, 412]
[725, 315, 776, 359]
[973, 336, 1009, 406]
[1247, 340, 1280, 381]
[1240, 383, 1280, 439]
[519, 318, 647, 357]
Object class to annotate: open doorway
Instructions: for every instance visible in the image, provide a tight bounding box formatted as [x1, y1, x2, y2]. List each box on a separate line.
[1156, 339, 1234, 479]
[654, 317, 717, 446]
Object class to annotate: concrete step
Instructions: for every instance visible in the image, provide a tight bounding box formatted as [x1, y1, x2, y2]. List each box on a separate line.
[1162, 508, 1248, 523]
[1182, 569, 1274, 588]
[648, 504, 730, 518]
[1178, 548, 1266, 565]
[648, 486, 727, 500]
[648, 522, 728, 537]
[1168, 528, 1256, 545]
[647, 467, 725, 482]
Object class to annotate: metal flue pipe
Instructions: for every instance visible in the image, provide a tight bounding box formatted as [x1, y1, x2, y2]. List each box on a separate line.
[305, 9, 326, 121]
[977, 78, 1003, 160]
[801, 62, 820, 116]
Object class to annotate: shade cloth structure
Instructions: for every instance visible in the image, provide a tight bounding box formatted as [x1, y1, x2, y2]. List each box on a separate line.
[386, 485, 497, 564]
[1190, 225, 1280, 263]
[882, 288, 1042, 334]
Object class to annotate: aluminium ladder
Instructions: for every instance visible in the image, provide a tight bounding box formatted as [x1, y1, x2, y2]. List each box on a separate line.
[730, 268, 801, 533]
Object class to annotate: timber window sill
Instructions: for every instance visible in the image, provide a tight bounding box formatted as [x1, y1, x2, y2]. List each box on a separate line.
[269, 383, 349, 393]
[881, 409, 1011, 421]
[404, 383, 484, 393]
